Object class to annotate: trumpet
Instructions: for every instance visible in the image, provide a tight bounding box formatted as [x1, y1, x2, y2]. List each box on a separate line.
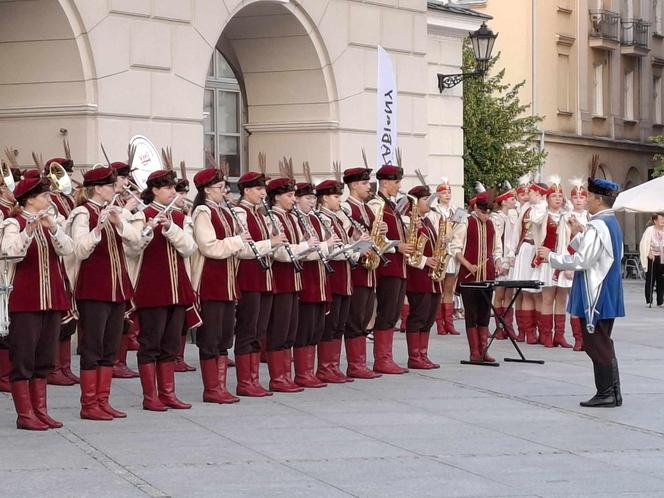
[293, 206, 334, 274]
[260, 198, 303, 273]
[223, 198, 269, 271]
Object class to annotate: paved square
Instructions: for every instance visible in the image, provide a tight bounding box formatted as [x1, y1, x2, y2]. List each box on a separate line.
[1, 281, 663, 498]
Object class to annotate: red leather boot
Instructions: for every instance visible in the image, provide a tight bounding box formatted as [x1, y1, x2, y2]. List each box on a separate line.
[113, 335, 139, 379]
[250, 352, 272, 396]
[466, 327, 482, 362]
[267, 350, 303, 393]
[59, 338, 80, 384]
[235, 353, 268, 397]
[216, 355, 240, 403]
[97, 366, 126, 418]
[443, 303, 461, 335]
[175, 334, 196, 372]
[330, 338, 353, 382]
[200, 357, 227, 403]
[406, 333, 430, 369]
[435, 303, 446, 335]
[282, 348, 301, 388]
[515, 309, 526, 342]
[30, 378, 63, 428]
[372, 329, 408, 374]
[344, 336, 381, 379]
[10, 380, 49, 430]
[525, 310, 539, 344]
[503, 307, 516, 339]
[0, 348, 10, 392]
[539, 314, 554, 348]
[553, 314, 573, 348]
[156, 362, 191, 409]
[494, 307, 507, 339]
[294, 346, 326, 388]
[138, 363, 168, 411]
[478, 327, 496, 362]
[419, 332, 439, 368]
[570, 316, 585, 351]
[47, 341, 76, 386]
[316, 341, 346, 383]
[80, 370, 113, 420]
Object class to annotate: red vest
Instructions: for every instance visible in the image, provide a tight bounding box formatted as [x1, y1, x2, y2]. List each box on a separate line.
[299, 214, 331, 303]
[236, 201, 273, 293]
[75, 203, 134, 303]
[376, 193, 407, 280]
[133, 205, 195, 308]
[542, 214, 558, 250]
[456, 215, 496, 289]
[271, 209, 302, 294]
[320, 208, 352, 297]
[346, 197, 376, 288]
[407, 217, 443, 294]
[9, 215, 70, 312]
[50, 192, 74, 217]
[199, 204, 239, 302]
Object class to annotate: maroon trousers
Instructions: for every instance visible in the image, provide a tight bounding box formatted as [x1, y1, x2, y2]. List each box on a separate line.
[78, 300, 126, 371]
[345, 286, 375, 339]
[297, 302, 325, 347]
[235, 291, 273, 355]
[9, 311, 61, 381]
[406, 292, 442, 333]
[197, 300, 235, 360]
[323, 294, 350, 342]
[266, 292, 298, 351]
[375, 277, 407, 330]
[136, 305, 185, 364]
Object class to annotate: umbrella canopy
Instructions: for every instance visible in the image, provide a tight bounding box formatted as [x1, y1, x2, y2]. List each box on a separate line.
[614, 175, 664, 213]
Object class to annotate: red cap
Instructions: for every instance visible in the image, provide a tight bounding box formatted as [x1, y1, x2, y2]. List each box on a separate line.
[516, 185, 528, 194]
[546, 184, 563, 196]
[83, 167, 116, 187]
[238, 171, 267, 189]
[408, 185, 430, 199]
[376, 165, 403, 180]
[571, 185, 587, 197]
[146, 170, 177, 188]
[111, 161, 130, 177]
[495, 190, 515, 203]
[436, 183, 450, 193]
[14, 178, 48, 201]
[194, 169, 223, 189]
[468, 196, 477, 207]
[475, 192, 492, 211]
[295, 182, 315, 197]
[23, 169, 41, 180]
[266, 177, 295, 195]
[315, 180, 342, 196]
[343, 167, 372, 184]
[529, 183, 549, 195]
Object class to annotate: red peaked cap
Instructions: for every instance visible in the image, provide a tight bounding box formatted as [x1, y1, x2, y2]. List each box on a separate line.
[408, 185, 430, 199]
[23, 169, 41, 180]
[266, 177, 295, 196]
[194, 168, 224, 189]
[14, 177, 49, 201]
[343, 167, 372, 184]
[111, 161, 130, 177]
[83, 167, 116, 187]
[238, 171, 267, 189]
[529, 183, 549, 195]
[295, 182, 315, 197]
[571, 185, 588, 197]
[315, 179, 342, 196]
[147, 170, 177, 188]
[494, 190, 515, 203]
[376, 165, 403, 180]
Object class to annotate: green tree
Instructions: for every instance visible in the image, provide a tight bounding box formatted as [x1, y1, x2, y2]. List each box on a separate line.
[462, 42, 546, 201]
[649, 135, 664, 178]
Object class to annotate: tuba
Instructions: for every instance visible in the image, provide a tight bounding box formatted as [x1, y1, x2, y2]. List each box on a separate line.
[405, 194, 427, 267]
[48, 162, 73, 195]
[0, 161, 15, 193]
[429, 213, 452, 282]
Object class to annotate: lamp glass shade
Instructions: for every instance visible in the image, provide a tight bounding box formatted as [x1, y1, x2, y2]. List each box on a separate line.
[469, 22, 497, 70]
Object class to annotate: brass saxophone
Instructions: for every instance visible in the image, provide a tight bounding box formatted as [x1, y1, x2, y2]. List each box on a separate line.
[429, 213, 452, 282]
[363, 198, 387, 271]
[406, 195, 427, 267]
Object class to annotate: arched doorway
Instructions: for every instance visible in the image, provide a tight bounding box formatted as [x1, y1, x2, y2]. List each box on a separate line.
[202, 0, 338, 179]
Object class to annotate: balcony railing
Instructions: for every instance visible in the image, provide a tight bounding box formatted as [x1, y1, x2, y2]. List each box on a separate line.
[589, 9, 620, 41]
[621, 18, 649, 48]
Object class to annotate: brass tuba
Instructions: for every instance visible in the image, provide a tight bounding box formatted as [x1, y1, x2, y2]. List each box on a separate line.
[405, 194, 427, 267]
[0, 161, 15, 193]
[48, 162, 73, 195]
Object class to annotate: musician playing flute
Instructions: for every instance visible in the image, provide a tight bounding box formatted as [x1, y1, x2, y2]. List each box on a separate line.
[69, 167, 139, 420]
[449, 192, 502, 363]
[404, 185, 440, 369]
[2, 177, 74, 430]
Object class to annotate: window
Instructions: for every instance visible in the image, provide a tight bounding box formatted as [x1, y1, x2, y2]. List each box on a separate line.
[593, 63, 604, 116]
[655, 76, 662, 124]
[204, 50, 244, 178]
[557, 54, 571, 113]
[624, 70, 635, 120]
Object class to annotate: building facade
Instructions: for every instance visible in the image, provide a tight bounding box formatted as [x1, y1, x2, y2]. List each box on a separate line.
[460, 0, 663, 248]
[0, 0, 487, 205]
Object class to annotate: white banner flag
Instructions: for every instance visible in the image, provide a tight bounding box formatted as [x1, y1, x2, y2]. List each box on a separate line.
[376, 46, 397, 168]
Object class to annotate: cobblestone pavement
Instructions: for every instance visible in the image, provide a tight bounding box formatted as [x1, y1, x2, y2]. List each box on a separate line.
[1, 281, 663, 498]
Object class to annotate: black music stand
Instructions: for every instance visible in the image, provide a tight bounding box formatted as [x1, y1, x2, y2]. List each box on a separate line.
[459, 280, 545, 367]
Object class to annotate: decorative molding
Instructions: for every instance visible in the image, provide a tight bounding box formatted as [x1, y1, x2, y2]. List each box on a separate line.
[0, 104, 98, 119]
[557, 7, 573, 15]
[652, 57, 664, 66]
[244, 120, 339, 133]
[556, 34, 576, 47]
[544, 131, 664, 152]
[427, 10, 486, 39]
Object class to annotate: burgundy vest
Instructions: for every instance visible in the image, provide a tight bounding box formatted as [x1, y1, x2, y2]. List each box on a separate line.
[133, 205, 195, 308]
[299, 215, 331, 303]
[271, 210, 301, 294]
[376, 194, 407, 280]
[236, 202, 273, 293]
[75, 203, 134, 303]
[456, 215, 496, 290]
[407, 217, 442, 294]
[347, 198, 376, 288]
[198, 205, 239, 302]
[9, 215, 70, 313]
[321, 208, 352, 297]
[50, 192, 74, 217]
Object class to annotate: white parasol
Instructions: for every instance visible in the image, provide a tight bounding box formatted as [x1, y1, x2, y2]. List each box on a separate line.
[614, 175, 664, 213]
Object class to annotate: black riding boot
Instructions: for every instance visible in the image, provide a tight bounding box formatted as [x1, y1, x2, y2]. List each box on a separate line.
[580, 363, 616, 408]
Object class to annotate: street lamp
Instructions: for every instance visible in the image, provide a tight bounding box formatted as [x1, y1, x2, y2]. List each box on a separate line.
[437, 22, 498, 92]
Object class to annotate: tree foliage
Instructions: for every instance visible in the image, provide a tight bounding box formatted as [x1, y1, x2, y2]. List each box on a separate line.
[649, 135, 664, 178]
[462, 42, 546, 201]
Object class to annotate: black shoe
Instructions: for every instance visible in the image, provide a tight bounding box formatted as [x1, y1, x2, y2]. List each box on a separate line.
[580, 391, 617, 407]
[581, 363, 617, 408]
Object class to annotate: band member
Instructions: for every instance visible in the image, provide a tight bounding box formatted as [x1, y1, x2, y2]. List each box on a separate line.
[538, 177, 624, 407]
[263, 177, 308, 393]
[404, 186, 441, 369]
[110, 160, 140, 378]
[1, 177, 74, 430]
[293, 180, 339, 385]
[428, 178, 461, 335]
[534, 178, 572, 348]
[234, 171, 284, 396]
[190, 168, 245, 404]
[640, 213, 664, 308]
[568, 179, 590, 350]
[132, 170, 195, 411]
[340, 168, 381, 379]
[511, 182, 548, 343]
[450, 192, 502, 363]
[491, 187, 518, 339]
[70, 167, 138, 420]
[0, 167, 19, 393]
[174, 175, 198, 373]
[369, 165, 414, 374]
[44, 155, 79, 386]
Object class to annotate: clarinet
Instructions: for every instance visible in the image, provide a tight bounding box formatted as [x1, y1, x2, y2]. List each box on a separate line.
[339, 206, 390, 267]
[260, 199, 303, 273]
[224, 199, 269, 271]
[312, 208, 358, 269]
[293, 206, 334, 274]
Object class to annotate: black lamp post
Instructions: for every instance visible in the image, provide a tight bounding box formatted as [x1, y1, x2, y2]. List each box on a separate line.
[437, 22, 498, 92]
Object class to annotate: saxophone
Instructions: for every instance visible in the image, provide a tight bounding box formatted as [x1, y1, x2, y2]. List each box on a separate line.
[363, 198, 386, 271]
[405, 195, 427, 267]
[429, 214, 452, 282]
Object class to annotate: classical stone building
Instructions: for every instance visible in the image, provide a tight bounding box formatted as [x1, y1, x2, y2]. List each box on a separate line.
[0, 0, 487, 204]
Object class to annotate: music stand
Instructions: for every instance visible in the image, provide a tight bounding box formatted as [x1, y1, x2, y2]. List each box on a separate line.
[459, 280, 545, 367]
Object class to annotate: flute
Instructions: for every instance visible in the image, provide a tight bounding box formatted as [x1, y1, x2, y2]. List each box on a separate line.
[260, 199, 303, 273]
[224, 199, 269, 271]
[293, 206, 334, 274]
[312, 208, 358, 269]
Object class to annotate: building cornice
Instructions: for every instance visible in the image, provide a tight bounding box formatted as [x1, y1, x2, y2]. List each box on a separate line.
[427, 10, 487, 38]
[244, 120, 339, 133]
[0, 104, 98, 119]
[543, 131, 664, 153]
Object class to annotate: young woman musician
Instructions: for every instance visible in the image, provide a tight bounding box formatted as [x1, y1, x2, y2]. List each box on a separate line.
[1, 177, 74, 430]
